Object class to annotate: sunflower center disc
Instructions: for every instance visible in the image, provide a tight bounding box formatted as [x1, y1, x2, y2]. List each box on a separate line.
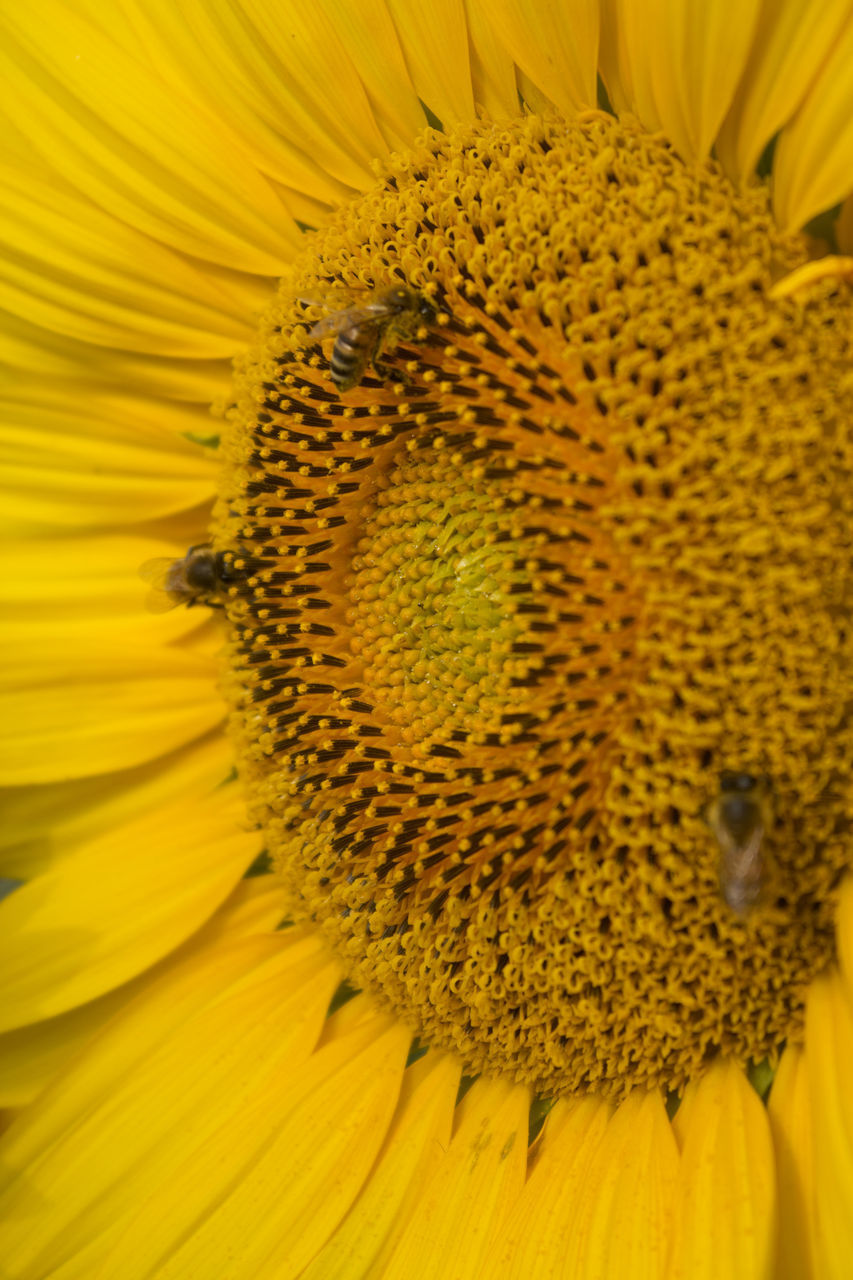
[219, 112, 853, 1099]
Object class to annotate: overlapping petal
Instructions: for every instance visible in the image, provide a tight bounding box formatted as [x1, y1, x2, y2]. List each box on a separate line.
[773, 12, 853, 230]
[97, 1000, 408, 1279]
[0, 166, 255, 358]
[716, 0, 853, 181]
[0, 386, 217, 532]
[0, 740, 259, 1030]
[379, 1076, 530, 1279]
[479, 1097, 611, 1279]
[768, 1045, 815, 1280]
[0, 876, 286, 1107]
[469, 0, 599, 117]
[804, 972, 853, 1280]
[668, 1059, 776, 1279]
[601, 0, 762, 161]
[0, 923, 346, 1279]
[299, 1050, 462, 1278]
[0, 2, 298, 274]
[0, 635, 223, 784]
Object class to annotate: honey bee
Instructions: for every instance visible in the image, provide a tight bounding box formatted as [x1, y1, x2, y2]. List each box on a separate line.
[706, 771, 773, 916]
[139, 545, 238, 612]
[304, 283, 435, 392]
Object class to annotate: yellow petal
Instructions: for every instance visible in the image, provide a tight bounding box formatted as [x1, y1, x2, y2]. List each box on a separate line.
[462, 0, 519, 119]
[480, 1096, 613, 1279]
[564, 1091, 678, 1280]
[287, 0, 426, 153]
[598, 0, 634, 116]
[300, 1050, 462, 1278]
[2, 531, 211, 641]
[0, 636, 223, 784]
[385, 0, 475, 125]
[834, 872, 853, 1002]
[0, 3, 298, 273]
[120, 0, 396, 197]
[805, 970, 853, 1280]
[0, 928, 344, 1278]
[0, 165, 254, 358]
[667, 1059, 776, 1280]
[768, 1045, 816, 1280]
[468, 0, 599, 116]
[608, 0, 763, 160]
[715, 0, 853, 180]
[773, 13, 853, 230]
[0, 771, 259, 1030]
[0, 876, 287, 1107]
[600, 0, 662, 134]
[838, 194, 853, 255]
[0, 311, 234, 402]
[99, 1003, 409, 1279]
[380, 1075, 530, 1279]
[0, 728, 233, 882]
[0, 389, 216, 532]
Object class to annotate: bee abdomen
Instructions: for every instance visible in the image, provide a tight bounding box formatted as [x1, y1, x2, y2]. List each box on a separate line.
[331, 328, 372, 391]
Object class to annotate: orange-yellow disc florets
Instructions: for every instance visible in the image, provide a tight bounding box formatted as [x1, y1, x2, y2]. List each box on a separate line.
[216, 112, 853, 1099]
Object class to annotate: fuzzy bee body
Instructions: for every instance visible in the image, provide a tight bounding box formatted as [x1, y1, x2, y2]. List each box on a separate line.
[706, 772, 773, 916]
[139, 545, 238, 612]
[305, 284, 435, 393]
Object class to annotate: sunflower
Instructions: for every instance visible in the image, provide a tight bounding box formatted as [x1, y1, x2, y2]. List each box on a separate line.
[2, 2, 853, 1276]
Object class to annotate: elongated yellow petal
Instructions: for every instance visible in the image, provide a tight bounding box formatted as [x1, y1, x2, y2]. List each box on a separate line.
[0, 3, 298, 274]
[120, 0, 396, 197]
[838, 194, 853, 255]
[0, 311, 234, 402]
[773, 13, 853, 230]
[834, 872, 853, 1003]
[99, 1004, 409, 1279]
[0, 876, 286, 1106]
[0, 928, 343, 1279]
[599, 0, 662, 132]
[0, 774, 258, 1030]
[0, 635, 223, 783]
[805, 971, 853, 1280]
[288, 0, 427, 151]
[461, 0, 518, 119]
[0, 391, 216, 532]
[563, 1090, 678, 1280]
[768, 1045, 816, 1280]
[468, 0, 599, 116]
[607, 0, 762, 160]
[479, 1096, 612, 1279]
[2, 532, 209, 641]
[715, 0, 853, 180]
[299, 1051, 462, 1279]
[667, 1059, 776, 1279]
[380, 1076, 530, 1279]
[598, 0, 632, 115]
[385, 0, 475, 124]
[0, 166, 254, 358]
[0, 730, 233, 881]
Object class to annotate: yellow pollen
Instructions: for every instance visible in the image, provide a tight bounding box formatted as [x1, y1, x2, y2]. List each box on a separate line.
[216, 112, 853, 1100]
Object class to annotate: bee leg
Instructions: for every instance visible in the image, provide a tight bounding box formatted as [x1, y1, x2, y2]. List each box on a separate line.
[370, 355, 401, 384]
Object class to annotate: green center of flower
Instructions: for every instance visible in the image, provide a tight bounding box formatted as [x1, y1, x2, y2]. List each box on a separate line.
[217, 111, 853, 1100]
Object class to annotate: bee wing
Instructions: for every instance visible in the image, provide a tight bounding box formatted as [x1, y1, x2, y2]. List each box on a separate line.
[307, 309, 355, 340]
[138, 557, 174, 589]
[139, 557, 179, 613]
[144, 586, 180, 614]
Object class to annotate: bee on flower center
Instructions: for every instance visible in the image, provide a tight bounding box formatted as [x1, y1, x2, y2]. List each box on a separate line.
[139, 545, 240, 613]
[706, 771, 774, 916]
[303, 283, 436, 392]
